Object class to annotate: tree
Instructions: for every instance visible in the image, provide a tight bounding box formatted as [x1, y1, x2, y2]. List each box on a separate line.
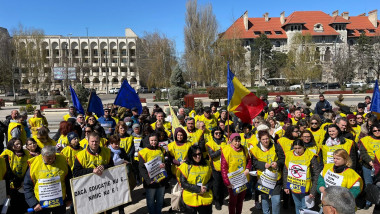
[0, 27, 13, 94]
[75, 84, 90, 108]
[371, 33, 380, 80]
[12, 25, 46, 97]
[265, 51, 288, 78]
[284, 33, 321, 91]
[184, 0, 218, 86]
[356, 32, 374, 81]
[137, 32, 177, 89]
[169, 65, 188, 106]
[331, 47, 356, 86]
[251, 34, 272, 83]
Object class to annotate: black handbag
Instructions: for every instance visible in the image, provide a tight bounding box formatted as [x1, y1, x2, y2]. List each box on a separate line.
[365, 183, 380, 205]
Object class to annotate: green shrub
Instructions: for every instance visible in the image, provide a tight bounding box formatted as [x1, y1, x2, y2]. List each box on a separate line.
[54, 95, 67, 108]
[155, 90, 162, 101]
[207, 87, 227, 100]
[20, 104, 36, 114]
[256, 86, 268, 98]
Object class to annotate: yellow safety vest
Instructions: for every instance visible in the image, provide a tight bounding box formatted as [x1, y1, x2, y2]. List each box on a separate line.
[168, 142, 192, 176]
[196, 115, 217, 131]
[212, 111, 220, 120]
[205, 139, 227, 171]
[250, 144, 281, 181]
[222, 145, 250, 181]
[112, 117, 119, 124]
[306, 144, 320, 156]
[75, 147, 111, 168]
[291, 118, 300, 126]
[322, 163, 363, 190]
[278, 137, 294, 154]
[360, 136, 380, 160]
[33, 136, 57, 149]
[57, 135, 69, 148]
[285, 150, 316, 194]
[307, 128, 325, 149]
[8, 122, 27, 144]
[120, 136, 134, 154]
[28, 117, 44, 137]
[321, 139, 354, 165]
[189, 110, 196, 118]
[320, 123, 332, 131]
[185, 128, 203, 145]
[29, 154, 69, 206]
[151, 121, 172, 132]
[0, 157, 6, 180]
[178, 162, 213, 207]
[240, 133, 258, 151]
[79, 138, 107, 149]
[61, 146, 83, 171]
[275, 129, 285, 139]
[138, 147, 166, 183]
[218, 119, 233, 126]
[375, 149, 380, 166]
[63, 114, 75, 121]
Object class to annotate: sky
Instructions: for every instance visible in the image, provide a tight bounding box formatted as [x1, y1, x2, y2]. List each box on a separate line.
[0, 0, 378, 56]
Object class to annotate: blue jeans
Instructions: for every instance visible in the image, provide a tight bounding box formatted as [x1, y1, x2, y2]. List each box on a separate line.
[261, 194, 281, 214]
[292, 193, 307, 214]
[146, 186, 165, 214]
[362, 166, 373, 206]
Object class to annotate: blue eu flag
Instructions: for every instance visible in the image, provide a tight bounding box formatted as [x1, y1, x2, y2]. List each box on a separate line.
[114, 80, 142, 114]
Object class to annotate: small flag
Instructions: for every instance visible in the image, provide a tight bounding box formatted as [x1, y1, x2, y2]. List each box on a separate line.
[370, 80, 380, 118]
[227, 62, 265, 124]
[69, 85, 85, 114]
[87, 92, 104, 117]
[114, 80, 142, 114]
[168, 102, 185, 134]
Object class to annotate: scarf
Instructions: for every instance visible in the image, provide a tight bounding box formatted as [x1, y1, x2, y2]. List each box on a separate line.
[213, 136, 225, 145]
[132, 132, 142, 138]
[333, 164, 347, 173]
[259, 142, 269, 152]
[326, 137, 340, 147]
[108, 146, 124, 165]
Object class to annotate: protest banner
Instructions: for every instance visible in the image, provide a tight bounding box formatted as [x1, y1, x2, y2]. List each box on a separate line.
[227, 167, 248, 194]
[70, 164, 131, 214]
[144, 156, 167, 183]
[286, 162, 307, 193]
[257, 169, 278, 194]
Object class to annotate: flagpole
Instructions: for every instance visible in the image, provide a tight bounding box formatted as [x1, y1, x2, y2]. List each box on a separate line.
[227, 110, 230, 142]
[86, 91, 93, 113]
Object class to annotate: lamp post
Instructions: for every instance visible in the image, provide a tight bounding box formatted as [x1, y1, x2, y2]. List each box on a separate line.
[105, 50, 109, 94]
[65, 33, 72, 100]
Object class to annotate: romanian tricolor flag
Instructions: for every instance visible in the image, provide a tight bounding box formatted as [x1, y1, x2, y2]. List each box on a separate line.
[227, 63, 265, 124]
[370, 79, 380, 119]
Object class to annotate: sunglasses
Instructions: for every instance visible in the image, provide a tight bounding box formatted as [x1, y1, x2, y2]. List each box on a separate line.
[311, 123, 318, 125]
[214, 132, 222, 135]
[193, 153, 202, 157]
[373, 130, 380, 133]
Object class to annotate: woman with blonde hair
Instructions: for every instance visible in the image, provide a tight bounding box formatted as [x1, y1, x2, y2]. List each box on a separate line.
[317, 149, 363, 198]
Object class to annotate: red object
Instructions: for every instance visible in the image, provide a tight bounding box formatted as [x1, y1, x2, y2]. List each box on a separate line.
[40, 104, 51, 111]
[268, 92, 297, 96]
[323, 91, 353, 94]
[184, 95, 195, 108]
[139, 98, 146, 103]
[233, 93, 265, 124]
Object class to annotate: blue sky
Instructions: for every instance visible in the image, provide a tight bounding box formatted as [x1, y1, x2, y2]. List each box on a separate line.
[1, 0, 378, 55]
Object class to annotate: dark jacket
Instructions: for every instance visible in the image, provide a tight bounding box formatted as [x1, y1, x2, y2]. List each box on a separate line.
[314, 100, 332, 117]
[72, 147, 115, 177]
[321, 136, 357, 170]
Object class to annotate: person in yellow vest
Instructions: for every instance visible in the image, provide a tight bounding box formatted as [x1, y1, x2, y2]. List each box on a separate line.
[73, 132, 114, 178]
[240, 123, 256, 149]
[308, 115, 325, 148]
[291, 109, 303, 125]
[168, 128, 192, 181]
[211, 104, 220, 120]
[114, 121, 135, 163]
[251, 130, 284, 214]
[197, 121, 211, 144]
[359, 123, 380, 209]
[283, 139, 320, 214]
[321, 124, 356, 169]
[61, 132, 83, 171]
[56, 121, 73, 152]
[0, 156, 10, 205]
[218, 109, 234, 128]
[1, 138, 31, 213]
[179, 145, 213, 213]
[24, 146, 72, 213]
[348, 114, 361, 140]
[189, 109, 196, 118]
[131, 123, 143, 184]
[317, 149, 363, 198]
[33, 127, 57, 149]
[150, 112, 172, 133]
[221, 133, 251, 214]
[277, 125, 300, 156]
[7, 115, 27, 144]
[155, 120, 172, 138]
[138, 133, 167, 214]
[196, 107, 217, 132]
[79, 126, 93, 149]
[63, 106, 78, 121]
[28, 109, 48, 137]
[299, 130, 320, 156]
[274, 118, 292, 143]
[205, 127, 227, 210]
[25, 138, 41, 157]
[185, 117, 203, 146]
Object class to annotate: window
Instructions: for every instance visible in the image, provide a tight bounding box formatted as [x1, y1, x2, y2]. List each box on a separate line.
[129, 49, 136, 56]
[93, 49, 98, 56]
[83, 49, 89, 56]
[358, 30, 365, 34]
[265, 31, 272, 35]
[121, 58, 127, 63]
[244, 40, 250, 46]
[112, 58, 118, 63]
[254, 31, 261, 35]
[121, 49, 127, 56]
[275, 41, 281, 47]
[369, 29, 375, 33]
[275, 31, 282, 35]
[314, 23, 324, 32]
[45, 50, 50, 57]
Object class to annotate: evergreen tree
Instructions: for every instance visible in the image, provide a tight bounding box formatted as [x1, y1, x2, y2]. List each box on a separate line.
[169, 65, 188, 106]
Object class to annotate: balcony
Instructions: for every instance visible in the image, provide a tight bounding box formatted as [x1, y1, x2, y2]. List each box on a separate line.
[130, 72, 136, 77]
[129, 62, 135, 67]
[92, 63, 98, 67]
[21, 73, 28, 78]
[111, 72, 118, 77]
[101, 63, 106, 67]
[54, 63, 59, 67]
[120, 63, 127, 67]
[121, 72, 127, 76]
[82, 63, 89, 67]
[111, 63, 117, 67]
[73, 63, 78, 67]
[92, 72, 99, 77]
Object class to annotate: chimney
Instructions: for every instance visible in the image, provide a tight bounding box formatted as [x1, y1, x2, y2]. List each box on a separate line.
[369, 10, 378, 27]
[243, 11, 248, 31]
[341, 12, 349, 20]
[280, 11, 285, 24]
[332, 10, 339, 17]
[263, 12, 269, 22]
[358, 13, 366, 16]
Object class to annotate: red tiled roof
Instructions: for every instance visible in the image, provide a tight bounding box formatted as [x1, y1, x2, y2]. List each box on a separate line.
[222, 10, 379, 40]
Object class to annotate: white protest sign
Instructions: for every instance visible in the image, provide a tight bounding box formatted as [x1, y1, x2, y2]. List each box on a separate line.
[71, 164, 131, 214]
[227, 167, 248, 189]
[0, 180, 6, 205]
[144, 156, 165, 179]
[38, 176, 63, 208]
[326, 152, 334, 164]
[259, 169, 277, 189]
[324, 170, 344, 187]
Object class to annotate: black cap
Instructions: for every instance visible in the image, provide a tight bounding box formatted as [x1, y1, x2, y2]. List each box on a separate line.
[358, 103, 366, 108]
[204, 107, 211, 112]
[131, 107, 138, 112]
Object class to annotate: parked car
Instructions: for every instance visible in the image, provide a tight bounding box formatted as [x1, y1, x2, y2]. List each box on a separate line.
[16, 89, 30, 96]
[289, 84, 301, 91]
[37, 90, 48, 96]
[321, 82, 341, 89]
[304, 83, 311, 90]
[109, 88, 120, 94]
[138, 87, 156, 94]
[346, 82, 365, 88]
[50, 90, 60, 95]
[5, 91, 14, 97]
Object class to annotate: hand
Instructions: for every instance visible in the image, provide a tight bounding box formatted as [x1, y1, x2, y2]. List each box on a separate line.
[322, 108, 326, 111]
[244, 169, 249, 176]
[65, 200, 72, 207]
[34, 204, 42, 212]
[265, 163, 271, 169]
[271, 162, 278, 169]
[309, 194, 315, 199]
[284, 189, 290, 194]
[319, 186, 326, 194]
[159, 163, 165, 169]
[227, 185, 233, 188]
[200, 186, 207, 194]
[180, 161, 185, 165]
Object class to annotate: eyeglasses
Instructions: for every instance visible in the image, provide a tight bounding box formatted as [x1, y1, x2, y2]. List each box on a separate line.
[349, 119, 356, 122]
[302, 136, 311, 138]
[214, 132, 222, 135]
[311, 123, 318, 125]
[373, 130, 380, 133]
[193, 153, 202, 157]
[357, 117, 363, 119]
[88, 118, 95, 121]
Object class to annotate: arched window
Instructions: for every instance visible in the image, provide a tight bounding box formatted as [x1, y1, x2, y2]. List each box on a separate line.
[275, 41, 281, 47]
